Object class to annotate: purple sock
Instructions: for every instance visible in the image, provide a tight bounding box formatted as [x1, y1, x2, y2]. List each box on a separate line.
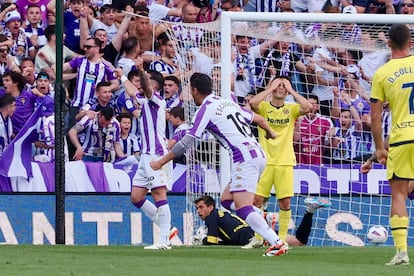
[236, 206, 255, 220]
[155, 200, 168, 208]
[221, 200, 233, 210]
[133, 198, 146, 209]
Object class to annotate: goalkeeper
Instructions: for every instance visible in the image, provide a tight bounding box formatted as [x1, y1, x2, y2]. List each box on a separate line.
[194, 195, 330, 247]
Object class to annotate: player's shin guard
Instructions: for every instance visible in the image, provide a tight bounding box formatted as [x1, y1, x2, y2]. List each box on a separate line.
[133, 199, 158, 224]
[156, 200, 172, 245]
[237, 206, 282, 246]
[278, 209, 291, 241]
[390, 215, 409, 252]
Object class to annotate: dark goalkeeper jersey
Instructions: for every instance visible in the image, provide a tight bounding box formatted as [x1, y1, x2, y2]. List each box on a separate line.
[204, 209, 254, 245]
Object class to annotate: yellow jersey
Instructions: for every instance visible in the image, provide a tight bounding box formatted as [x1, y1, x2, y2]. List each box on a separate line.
[256, 101, 300, 165]
[371, 56, 414, 146]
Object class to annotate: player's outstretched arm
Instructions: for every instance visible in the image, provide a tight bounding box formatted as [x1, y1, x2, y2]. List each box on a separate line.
[150, 134, 196, 170]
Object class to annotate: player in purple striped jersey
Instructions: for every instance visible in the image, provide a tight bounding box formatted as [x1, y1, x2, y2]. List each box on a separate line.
[150, 73, 288, 256]
[68, 106, 125, 162]
[117, 68, 174, 250]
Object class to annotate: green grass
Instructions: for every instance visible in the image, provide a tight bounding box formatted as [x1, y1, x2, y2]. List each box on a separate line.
[0, 245, 412, 276]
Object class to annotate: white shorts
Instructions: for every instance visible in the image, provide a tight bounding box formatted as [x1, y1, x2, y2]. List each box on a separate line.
[132, 154, 172, 190]
[230, 156, 266, 194]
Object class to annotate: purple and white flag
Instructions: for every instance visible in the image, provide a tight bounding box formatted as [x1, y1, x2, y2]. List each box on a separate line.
[0, 105, 42, 178]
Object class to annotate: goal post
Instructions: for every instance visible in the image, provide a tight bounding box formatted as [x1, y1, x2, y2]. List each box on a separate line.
[218, 12, 414, 246]
[159, 11, 414, 246]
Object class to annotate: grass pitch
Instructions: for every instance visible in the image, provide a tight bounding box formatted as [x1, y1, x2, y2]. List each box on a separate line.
[0, 245, 411, 276]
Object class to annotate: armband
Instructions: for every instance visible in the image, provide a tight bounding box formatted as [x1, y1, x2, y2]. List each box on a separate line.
[121, 75, 128, 83]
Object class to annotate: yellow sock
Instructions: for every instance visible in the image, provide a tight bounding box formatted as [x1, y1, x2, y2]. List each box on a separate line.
[278, 209, 291, 241]
[390, 215, 409, 252]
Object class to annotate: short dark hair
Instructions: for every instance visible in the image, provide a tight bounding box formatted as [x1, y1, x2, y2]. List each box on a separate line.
[194, 195, 216, 208]
[389, 24, 411, 50]
[158, 33, 171, 46]
[93, 28, 107, 37]
[87, 37, 102, 48]
[122, 36, 139, 55]
[2, 71, 26, 92]
[99, 106, 114, 121]
[169, 106, 185, 121]
[221, 0, 240, 6]
[271, 75, 292, 84]
[0, 94, 15, 108]
[100, 4, 115, 14]
[69, 0, 83, 4]
[147, 70, 164, 89]
[128, 69, 151, 95]
[44, 24, 56, 41]
[164, 75, 180, 87]
[27, 4, 41, 11]
[190, 73, 212, 95]
[116, 112, 133, 123]
[134, 4, 149, 16]
[96, 81, 111, 91]
[307, 93, 319, 104]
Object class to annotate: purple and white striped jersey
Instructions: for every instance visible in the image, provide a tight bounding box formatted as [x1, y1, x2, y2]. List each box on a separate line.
[171, 122, 190, 142]
[331, 124, 363, 161]
[135, 92, 168, 156]
[166, 94, 182, 111]
[80, 97, 118, 114]
[188, 94, 264, 163]
[120, 134, 140, 156]
[116, 91, 141, 139]
[77, 114, 121, 158]
[149, 59, 177, 75]
[40, 114, 55, 161]
[0, 113, 13, 158]
[69, 57, 117, 107]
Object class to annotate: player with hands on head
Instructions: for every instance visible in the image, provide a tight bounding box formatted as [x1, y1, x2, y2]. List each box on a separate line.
[248, 76, 312, 243]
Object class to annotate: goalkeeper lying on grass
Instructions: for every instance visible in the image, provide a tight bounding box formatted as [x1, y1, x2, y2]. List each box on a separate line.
[194, 195, 330, 247]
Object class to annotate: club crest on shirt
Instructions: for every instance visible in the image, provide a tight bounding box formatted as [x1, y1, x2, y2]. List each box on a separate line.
[20, 97, 26, 104]
[283, 108, 289, 115]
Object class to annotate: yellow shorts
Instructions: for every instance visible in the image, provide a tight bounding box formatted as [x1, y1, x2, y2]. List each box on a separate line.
[387, 143, 414, 180]
[256, 165, 294, 199]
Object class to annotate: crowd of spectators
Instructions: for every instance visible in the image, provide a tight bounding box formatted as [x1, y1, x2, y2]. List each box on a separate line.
[0, 0, 410, 166]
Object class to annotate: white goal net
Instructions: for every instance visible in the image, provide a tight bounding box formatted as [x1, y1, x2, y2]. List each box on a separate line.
[156, 12, 414, 246]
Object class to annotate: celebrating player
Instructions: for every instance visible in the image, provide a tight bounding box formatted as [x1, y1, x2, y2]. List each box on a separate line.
[150, 73, 288, 256]
[119, 68, 176, 250]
